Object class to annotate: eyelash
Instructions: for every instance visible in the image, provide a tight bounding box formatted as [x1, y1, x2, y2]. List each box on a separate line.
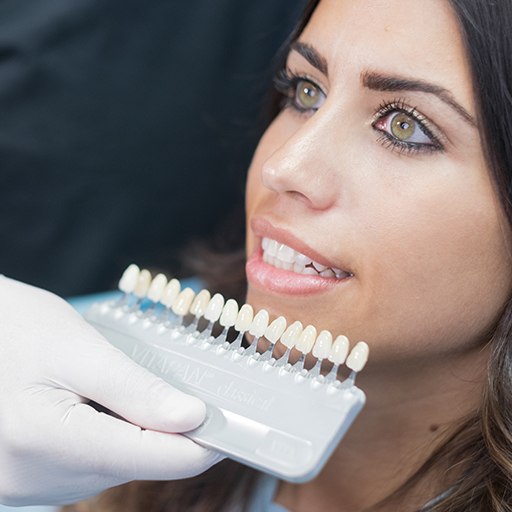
[273, 68, 445, 155]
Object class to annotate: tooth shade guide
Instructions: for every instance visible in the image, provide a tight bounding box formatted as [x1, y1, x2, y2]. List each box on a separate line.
[109, 266, 365, 382]
[259, 316, 287, 360]
[171, 288, 195, 320]
[87, 266, 369, 481]
[274, 321, 303, 366]
[134, 269, 152, 298]
[243, 334, 258, 356]
[218, 299, 239, 340]
[329, 335, 350, 365]
[204, 293, 225, 323]
[147, 273, 168, 303]
[231, 304, 254, 349]
[346, 341, 370, 373]
[190, 289, 211, 318]
[118, 264, 140, 294]
[161, 279, 181, 308]
[280, 321, 303, 349]
[295, 325, 317, 355]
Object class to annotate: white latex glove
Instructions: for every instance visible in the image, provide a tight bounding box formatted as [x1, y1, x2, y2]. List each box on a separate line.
[0, 276, 222, 506]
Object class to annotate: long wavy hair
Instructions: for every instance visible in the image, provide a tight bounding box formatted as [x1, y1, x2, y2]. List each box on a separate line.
[63, 1, 512, 510]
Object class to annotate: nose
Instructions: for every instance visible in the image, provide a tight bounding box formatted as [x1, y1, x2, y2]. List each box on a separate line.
[261, 115, 339, 210]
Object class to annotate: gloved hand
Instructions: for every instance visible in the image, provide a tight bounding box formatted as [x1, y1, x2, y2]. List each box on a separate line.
[0, 276, 222, 506]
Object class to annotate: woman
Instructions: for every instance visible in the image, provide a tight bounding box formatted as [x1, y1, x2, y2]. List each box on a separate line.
[66, 0, 512, 510]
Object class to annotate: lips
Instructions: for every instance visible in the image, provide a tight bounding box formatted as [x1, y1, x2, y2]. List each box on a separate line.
[246, 217, 353, 296]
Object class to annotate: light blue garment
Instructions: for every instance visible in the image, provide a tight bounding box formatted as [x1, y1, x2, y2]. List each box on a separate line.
[0, 507, 56, 512]
[247, 476, 288, 512]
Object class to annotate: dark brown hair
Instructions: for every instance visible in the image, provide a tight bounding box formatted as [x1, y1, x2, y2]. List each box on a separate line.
[64, 0, 512, 510]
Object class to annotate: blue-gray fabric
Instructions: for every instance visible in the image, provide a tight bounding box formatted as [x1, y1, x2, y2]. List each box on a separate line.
[0, 0, 307, 296]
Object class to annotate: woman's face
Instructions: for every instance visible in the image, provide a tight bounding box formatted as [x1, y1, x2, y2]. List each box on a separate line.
[245, 0, 512, 365]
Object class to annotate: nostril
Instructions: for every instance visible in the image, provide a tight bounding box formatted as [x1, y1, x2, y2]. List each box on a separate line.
[287, 190, 312, 205]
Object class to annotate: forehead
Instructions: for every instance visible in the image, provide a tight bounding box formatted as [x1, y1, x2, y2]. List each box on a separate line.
[299, 0, 474, 106]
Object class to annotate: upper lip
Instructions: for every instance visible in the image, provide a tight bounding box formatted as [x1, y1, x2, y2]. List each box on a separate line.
[250, 216, 352, 274]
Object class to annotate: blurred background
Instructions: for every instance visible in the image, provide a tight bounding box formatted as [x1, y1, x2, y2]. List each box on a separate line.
[0, 0, 307, 297]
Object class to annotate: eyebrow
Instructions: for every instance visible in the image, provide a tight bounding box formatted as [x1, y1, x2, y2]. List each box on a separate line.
[289, 41, 476, 127]
[290, 40, 328, 77]
[362, 71, 475, 126]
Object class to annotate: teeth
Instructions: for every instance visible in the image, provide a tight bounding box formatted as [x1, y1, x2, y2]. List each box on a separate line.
[313, 262, 329, 272]
[312, 330, 333, 360]
[134, 269, 152, 298]
[292, 262, 303, 273]
[346, 341, 369, 372]
[147, 273, 168, 302]
[118, 264, 140, 294]
[265, 316, 287, 343]
[249, 309, 270, 338]
[161, 278, 181, 308]
[328, 335, 350, 365]
[295, 325, 317, 354]
[234, 304, 254, 332]
[219, 299, 239, 328]
[261, 237, 350, 280]
[267, 239, 279, 257]
[295, 253, 310, 266]
[274, 259, 284, 269]
[204, 293, 225, 323]
[189, 289, 211, 318]
[277, 243, 295, 263]
[171, 288, 195, 316]
[280, 320, 303, 349]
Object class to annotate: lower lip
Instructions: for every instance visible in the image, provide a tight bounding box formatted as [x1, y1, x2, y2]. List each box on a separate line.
[246, 250, 352, 296]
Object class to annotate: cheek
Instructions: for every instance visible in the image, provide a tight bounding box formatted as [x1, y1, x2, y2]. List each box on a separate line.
[350, 180, 512, 360]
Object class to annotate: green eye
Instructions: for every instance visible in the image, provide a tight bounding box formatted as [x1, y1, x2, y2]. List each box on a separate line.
[390, 112, 416, 140]
[375, 110, 433, 146]
[372, 100, 444, 155]
[294, 79, 325, 111]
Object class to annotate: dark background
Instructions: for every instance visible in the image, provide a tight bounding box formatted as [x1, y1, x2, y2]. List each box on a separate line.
[0, 0, 307, 296]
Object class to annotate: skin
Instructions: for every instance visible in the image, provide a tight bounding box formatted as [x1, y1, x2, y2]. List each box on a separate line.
[244, 0, 512, 510]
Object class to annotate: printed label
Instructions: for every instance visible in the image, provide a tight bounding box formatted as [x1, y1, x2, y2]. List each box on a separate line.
[131, 344, 215, 388]
[216, 380, 275, 412]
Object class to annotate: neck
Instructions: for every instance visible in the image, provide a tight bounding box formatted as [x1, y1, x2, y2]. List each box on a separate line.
[276, 346, 488, 512]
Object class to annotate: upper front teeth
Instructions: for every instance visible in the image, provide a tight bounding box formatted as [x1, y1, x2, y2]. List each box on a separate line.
[261, 237, 349, 279]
